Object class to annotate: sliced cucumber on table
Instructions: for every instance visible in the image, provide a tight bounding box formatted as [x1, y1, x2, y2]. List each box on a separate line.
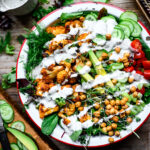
[0, 103, 14, 123]
[10, 143, 20, 150]
[120, 11, 138, 22]
[0, 100, 7, 105]
[116, 24, 131, 37]
[11, 121, 25, 132]
[101, 15, 116, 22]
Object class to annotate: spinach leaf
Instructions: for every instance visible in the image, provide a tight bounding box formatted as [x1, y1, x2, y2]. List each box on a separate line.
[41, 113, 59, 135]
[70, 130, 82, 141]
[2, 67, 16, 89]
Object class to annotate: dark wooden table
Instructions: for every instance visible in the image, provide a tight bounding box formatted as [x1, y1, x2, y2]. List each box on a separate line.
[0, 0, 150, 150]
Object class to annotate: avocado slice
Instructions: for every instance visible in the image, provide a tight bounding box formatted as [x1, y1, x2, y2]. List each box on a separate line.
[7, 128, 38, 150]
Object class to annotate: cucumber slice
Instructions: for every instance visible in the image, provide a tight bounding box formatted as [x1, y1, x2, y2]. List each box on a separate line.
[10, 143, 20, 150]
[112, 27, 125, 40]
[120, 11, 138, 22]
[0, 103, 14, 123]
[11, 121, 25, 132]
[116, 24, 131, 37]
[126, 19, 142, 37]
[120, 19, 134, 34]
[17, 140, 23, 149]
[101, 15, 116, 22]
[93, 34, 106, 45]
[0, 100, 7, 105]
[85, 13, 97, 21]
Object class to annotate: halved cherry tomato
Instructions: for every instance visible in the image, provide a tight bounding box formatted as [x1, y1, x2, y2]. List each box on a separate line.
[134, 50, 145, 59]
[143, 70, 150, 80]
[137, 86, 145, 94]
[136, 70, 143, 75]
[142, 60, 150, 69]
[124, 66, 134, 72]
[131, 39, 142, 52]
[136, 57, 147, 67]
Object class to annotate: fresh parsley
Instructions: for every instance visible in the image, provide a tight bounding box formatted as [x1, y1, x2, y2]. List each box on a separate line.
[1, 67, 16, 89]
[0, 32, 15, 55]
[55, 97, 66, 107]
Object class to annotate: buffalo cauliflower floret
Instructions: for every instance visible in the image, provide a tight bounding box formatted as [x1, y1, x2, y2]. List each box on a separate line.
[46, 26, 66, 36]
[57, 70, 68, 84]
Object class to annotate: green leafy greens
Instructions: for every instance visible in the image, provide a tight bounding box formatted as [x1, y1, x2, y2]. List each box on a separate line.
[1, 67, 16, 89]
[0, 32, 15, 55]
[55, 97, 66, 107]
[24, 24, 54, 79]
[41, 113, 59, 135]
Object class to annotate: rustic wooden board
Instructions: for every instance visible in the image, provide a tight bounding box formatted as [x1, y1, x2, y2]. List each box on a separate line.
[0, 0, 150, 150]
[0, 87, 54, 150]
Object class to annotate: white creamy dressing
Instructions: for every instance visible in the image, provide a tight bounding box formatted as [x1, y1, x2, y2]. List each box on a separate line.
[75, 85, 86, 93]
[79, 65, 91, 75]
[70, 73, 78, 78]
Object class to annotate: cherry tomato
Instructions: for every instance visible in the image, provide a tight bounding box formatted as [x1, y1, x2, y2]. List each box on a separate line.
[134, 50, 145, 59]
[136, 57, 147, 67]
[143, 70, 150, 80]
[137, 86, 145, 95]
[124, 66, 134, 72]
[136, 70, 143, 75]
[131, 39, 142, 52]
[142, 60, 150, 69]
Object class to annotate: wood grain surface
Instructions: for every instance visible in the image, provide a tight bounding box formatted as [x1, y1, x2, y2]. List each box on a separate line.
[0, 0, 150, 150]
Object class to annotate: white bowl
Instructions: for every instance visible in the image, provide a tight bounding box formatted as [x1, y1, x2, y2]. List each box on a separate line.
[16, 2, 150, 147]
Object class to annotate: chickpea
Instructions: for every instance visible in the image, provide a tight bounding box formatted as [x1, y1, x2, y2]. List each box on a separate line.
[63, 118, 71, 125]
[122, 57, 128, 63]
[105, 99, 110, 105]
[124, 52, 130, 58]
[86, 61, 92, 67]
[111, 123, 117, 129]
[127, 117, 133, 124]
[79, 16, 85, 22]
[105, 110, 110, 116]
[73, 92, 78, 97]
[116, 100, 121, 106]
[93, 117, 99, 123]
[126, 110, 131, 115]
[130, 86, 136, 93]
[94, 102, 100, 109]
[75, 101, 81, 108]
[102, 52, 108, 59]
[93, 111, 100, 117]
[136, 100, 141, 105]
[124, 62, 129, 67]
[115, 131, 120, 137]
[100, 122, 107, 128]
[112, 79, 117, 85]
[128, 77, 134, 83]
[119, 109, 124, 113]
[106, 126, 112, 131]
[120, 99, 126, 106]
[80, 94, 86, 100]
[110, 108, 115, 115]
[122, 104, 129, 109]
[110, 100, 116, 106]
[112, 116, 119, 122]
[114, 109, 118, 114]
[120, 113, 125, 118]
[78, 107, 84, 111]
[117, 58, 122, 63]
[106, 104, 112, 110]
[108, 131, 114, 136]
[64, 107, 69, 113]
[115, 47, 121, 53]
[99, 57, 103, 61]
[108, 137, 114, 143]
[133, 91, 138, 98]
[114, 105, 119, 110]
[102, 127, 107, 133]
[106, 34, 111, 40]
[122, 97, 128, 102]
[58, 112, 66, 118]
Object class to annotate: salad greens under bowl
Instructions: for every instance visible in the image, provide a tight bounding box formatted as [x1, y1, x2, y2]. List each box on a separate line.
[16, 2, 150, 147]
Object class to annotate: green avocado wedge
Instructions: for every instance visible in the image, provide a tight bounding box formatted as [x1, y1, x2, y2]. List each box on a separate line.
[7, 128, 38, 150]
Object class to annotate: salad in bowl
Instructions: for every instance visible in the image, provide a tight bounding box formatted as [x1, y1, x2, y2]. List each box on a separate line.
[17, 2, 150, 147]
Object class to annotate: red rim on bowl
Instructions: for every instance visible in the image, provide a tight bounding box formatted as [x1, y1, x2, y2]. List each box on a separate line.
[16, 1, 150, 148]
